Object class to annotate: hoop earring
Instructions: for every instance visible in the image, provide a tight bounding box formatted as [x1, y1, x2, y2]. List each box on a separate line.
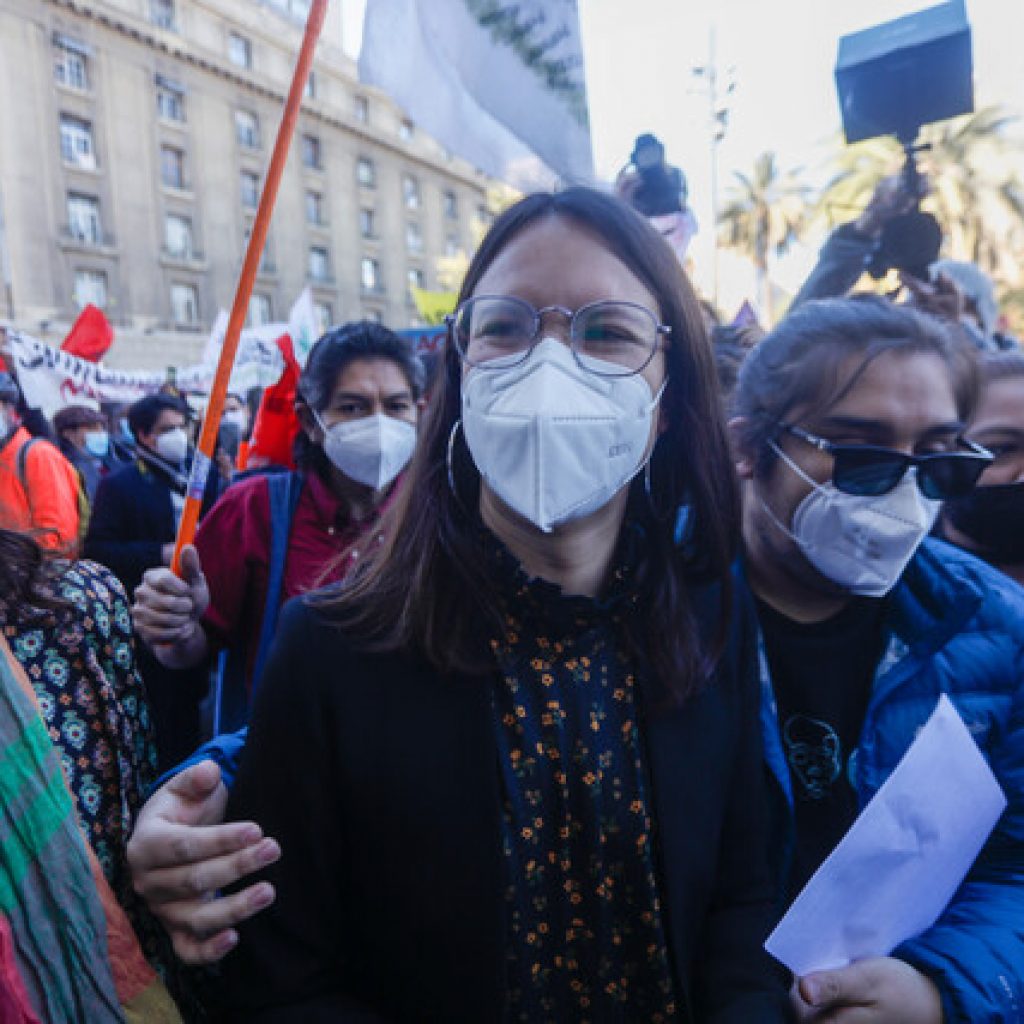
[446, 419, 466, 510]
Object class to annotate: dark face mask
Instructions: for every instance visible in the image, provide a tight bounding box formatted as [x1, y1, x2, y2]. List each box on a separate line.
[945, 481, 1024, 565]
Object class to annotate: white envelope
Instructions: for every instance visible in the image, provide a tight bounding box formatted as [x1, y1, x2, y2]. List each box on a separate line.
[766, 694, 1007, 977]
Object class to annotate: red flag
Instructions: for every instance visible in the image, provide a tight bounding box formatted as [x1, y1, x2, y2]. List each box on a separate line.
[245, 334, 301, 469]
[61, 304, 113, 362]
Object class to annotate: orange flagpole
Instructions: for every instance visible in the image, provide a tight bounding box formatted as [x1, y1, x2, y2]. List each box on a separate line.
[171, 0, 328, 575]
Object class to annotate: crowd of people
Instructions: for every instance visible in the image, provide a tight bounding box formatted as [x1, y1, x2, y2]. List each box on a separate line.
[0, 178, 1022, 1023]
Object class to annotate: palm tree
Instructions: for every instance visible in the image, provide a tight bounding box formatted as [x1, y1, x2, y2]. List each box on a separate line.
[717, 151, 810, 325]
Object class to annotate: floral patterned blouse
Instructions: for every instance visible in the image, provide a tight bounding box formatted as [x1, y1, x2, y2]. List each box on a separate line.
[3, 560, 158, 934]
[487, 537, 679, 1023]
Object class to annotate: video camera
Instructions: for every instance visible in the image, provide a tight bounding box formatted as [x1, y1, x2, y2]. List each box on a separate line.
[834, 0, 974, 280]
[624, 133, 688, 218]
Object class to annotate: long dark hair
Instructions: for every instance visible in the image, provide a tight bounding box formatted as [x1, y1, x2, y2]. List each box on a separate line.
[0, 528, 69, 623]
[319, 188, 741, 701]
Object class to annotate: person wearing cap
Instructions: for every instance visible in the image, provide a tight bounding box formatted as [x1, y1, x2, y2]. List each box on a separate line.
[52, 403, 119, 502]
[0, 371, 81, 551]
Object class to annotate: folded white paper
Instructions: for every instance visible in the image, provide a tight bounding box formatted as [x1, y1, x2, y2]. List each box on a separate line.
[766, 694, 1007, 976]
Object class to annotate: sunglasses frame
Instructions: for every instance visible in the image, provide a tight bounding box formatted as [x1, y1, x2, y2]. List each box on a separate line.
[781, 423, 994, 500]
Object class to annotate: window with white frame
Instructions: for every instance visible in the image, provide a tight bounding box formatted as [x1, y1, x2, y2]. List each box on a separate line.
[303, 71, 316, 100]
[356, 156, 375, 188]
[445, 234, 460, 257]
[314, 301, 332, 334]
[402, 174, 421, 210]
[67, 193, 101, 244]
[54, 39, 89, 90]
[164, 213, 193, 257]
[361, 256, 381, 292]
[228, 33, 252, 69]
[59, 114, 95, 168]
[407, 267, 425, 293]
[405, 221, 423, 253]
[150, 0, 175, 29]
[359, 207, 375, 239]
[443, 189, 458, 219]
[234, 109, 259, 148]
[363, 307, 383, 324]
[301, 134, 322, 170]
[353, 95, 369, 123]
[240, 170, 259, 209]
[305, 190, 324, 225]
[171, 282, 199, 326]
[399, 119, 414, 141]
[156, 77, 186, 121]
[308, 246, 330, 281]
[248, 293, 272, 326]
[74, 269, 107, 309]
[160, 145, 186, 189]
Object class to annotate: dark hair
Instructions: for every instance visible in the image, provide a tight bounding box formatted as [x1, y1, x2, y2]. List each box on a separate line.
[318, 187, 741, 702]
[52, 404, 105, 436]
[0, 371, 19, 406]
[127, 393, 187, 441]
[294, 321, 425, 473]
[0, 528, 69, 623]
[979, 349, 1024, 384]
[734, 296, 980, 475]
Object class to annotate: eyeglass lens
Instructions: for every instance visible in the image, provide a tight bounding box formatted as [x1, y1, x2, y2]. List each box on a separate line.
[832, 448, 989, 500]
[454, 296, 659, 375]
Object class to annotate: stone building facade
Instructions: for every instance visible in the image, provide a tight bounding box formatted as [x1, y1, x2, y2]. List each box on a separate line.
[0, 0, 490, 369]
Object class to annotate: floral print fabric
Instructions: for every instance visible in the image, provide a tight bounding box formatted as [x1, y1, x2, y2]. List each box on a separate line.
[487, 540, 678, 1023]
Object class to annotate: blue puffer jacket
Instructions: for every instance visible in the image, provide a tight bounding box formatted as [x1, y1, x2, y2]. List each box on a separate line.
[757, 538, 1024, 1023]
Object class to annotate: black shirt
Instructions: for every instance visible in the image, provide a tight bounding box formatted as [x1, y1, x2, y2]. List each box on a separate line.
[756, 596, 888, 901]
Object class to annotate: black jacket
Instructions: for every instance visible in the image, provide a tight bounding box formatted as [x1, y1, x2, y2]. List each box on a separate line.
[216, 584, 791, 1023]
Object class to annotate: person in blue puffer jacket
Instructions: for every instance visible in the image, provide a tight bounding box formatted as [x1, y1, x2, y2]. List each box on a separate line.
[733, 295, 1024, 1023]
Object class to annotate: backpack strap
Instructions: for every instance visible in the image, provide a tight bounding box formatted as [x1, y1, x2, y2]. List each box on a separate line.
[15, 436, 41, 488]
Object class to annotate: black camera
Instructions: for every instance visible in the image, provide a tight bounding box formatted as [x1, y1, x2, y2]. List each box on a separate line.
[627, 134, 688, 218]
[835, 0, 973, 280]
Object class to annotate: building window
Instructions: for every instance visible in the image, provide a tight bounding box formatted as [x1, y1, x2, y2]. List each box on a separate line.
[228, 33, 252, 69]
[407, 267, 425, 293]
[160, 145, 186, 189]
[301, 134, 322, 170]
[313, 301, 332, 334]
[405, 221, 423, 254]
[403, 174, 421, 210]
[156, 77, 186, 122]
[445, 233, 460, 257]
[356, 156, 375, 188]
[235, 110, 260, 148]
[363, 308, 383, 325]
[305, 190, 325, 226]
[443, 189, 458, 219]
[171, 282, 199, 326]
[308, 246, 330, 282]
[54, 39, 89, 90]
[59, 114, 95, 168]
[74, 269, 107, 309]
[67, 193, 102, 244]
[150, 0, 175, 29]
[248, 293, 272, 326]
[361, 256, 381, 293]
[164, 214, 193, 258]
[359, 207, 376, 239]
[399, 119, 414, 141]
[303, 71, 316, 100]
[240, 170, 259, 209]
[353, 95, 369, 123]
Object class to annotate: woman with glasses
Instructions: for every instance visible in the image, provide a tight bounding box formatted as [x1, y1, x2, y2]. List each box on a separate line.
[731, 296, 1024, 1023]
[212, 188, 791, 1021]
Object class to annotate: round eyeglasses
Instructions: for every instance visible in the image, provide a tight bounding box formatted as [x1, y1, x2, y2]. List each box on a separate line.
[446, 295, 671, 377]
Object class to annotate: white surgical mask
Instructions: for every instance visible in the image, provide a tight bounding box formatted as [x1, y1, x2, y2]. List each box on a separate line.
[316, 412, 416, 490]
[154, 426, 188, 466]
[222, 410, 248, 432]
[84, 430, 110, 458]
[761, 441, 941, 597]
[462, 338, 665, 533]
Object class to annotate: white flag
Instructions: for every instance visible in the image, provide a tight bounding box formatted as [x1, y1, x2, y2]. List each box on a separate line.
[288, 287, 319, 366]
[359, 0, 593, 188]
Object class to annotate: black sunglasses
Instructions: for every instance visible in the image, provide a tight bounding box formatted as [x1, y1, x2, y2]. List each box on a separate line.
[782, 424, 993, 500]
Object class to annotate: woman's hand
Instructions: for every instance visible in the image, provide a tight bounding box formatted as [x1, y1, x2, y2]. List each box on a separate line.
[127, 760, 281, 964]
[792, 957, 944, 1023]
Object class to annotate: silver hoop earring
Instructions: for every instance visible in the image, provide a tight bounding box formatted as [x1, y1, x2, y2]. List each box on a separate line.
[446, 419, 464, 504]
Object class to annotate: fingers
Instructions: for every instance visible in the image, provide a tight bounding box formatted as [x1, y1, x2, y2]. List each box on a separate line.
[166, 881, 276, 965]
[165, 759, 223, 805]
[800, 962, 875, 1010]
[178, 544, 205, 585]
[139, 834, 280, 901]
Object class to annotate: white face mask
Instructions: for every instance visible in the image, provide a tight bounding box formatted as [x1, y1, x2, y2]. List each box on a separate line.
[316, 412, 416, 490]
[461, 338, 666, 533]
[761, 441, 941, 597]
[154, 426, 188, 466]
[222, 409, 248, 432]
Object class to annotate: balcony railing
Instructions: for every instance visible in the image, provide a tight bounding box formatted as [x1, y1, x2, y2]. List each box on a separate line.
[60, 225, 115, 248]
